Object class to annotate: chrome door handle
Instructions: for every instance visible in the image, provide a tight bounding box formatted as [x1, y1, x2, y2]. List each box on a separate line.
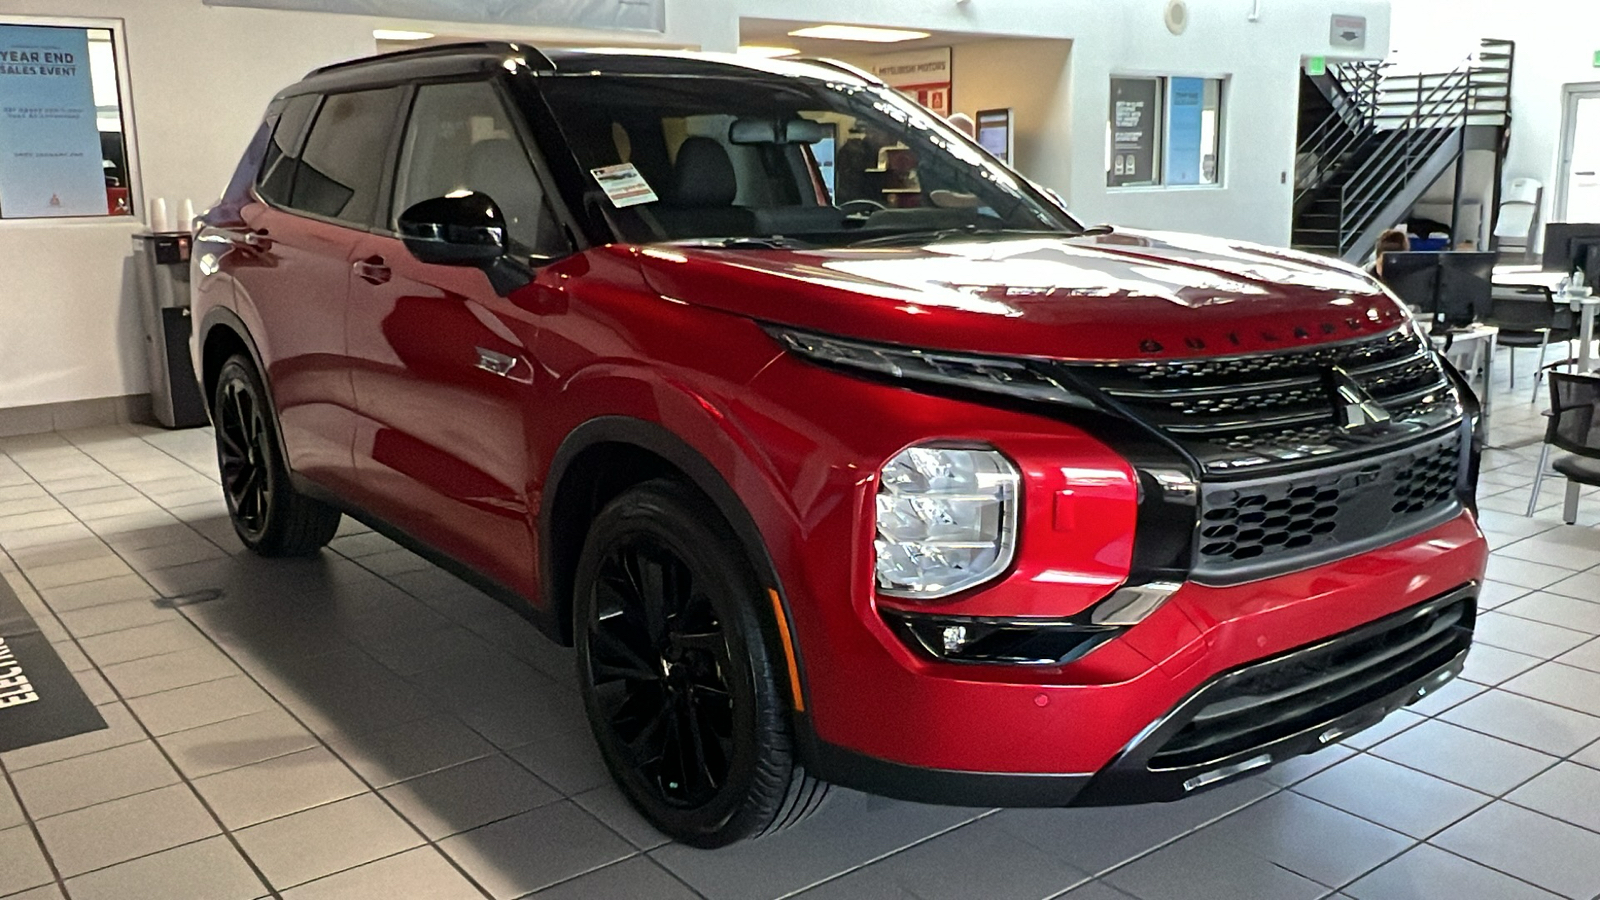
[475, 347, 516, 377]
[353, 256, 391, 285]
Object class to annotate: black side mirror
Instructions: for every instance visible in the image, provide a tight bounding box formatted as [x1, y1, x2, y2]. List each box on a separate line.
[398, 193, 506, 267]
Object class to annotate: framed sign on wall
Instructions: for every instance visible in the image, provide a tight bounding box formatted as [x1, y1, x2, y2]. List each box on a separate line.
[867, 47, 952, 117]
[975, 108, 1013, 164]
[0, 22, 131, 218]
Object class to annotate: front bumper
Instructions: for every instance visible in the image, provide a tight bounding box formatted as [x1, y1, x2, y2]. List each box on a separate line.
[803, 582, 1475, 807]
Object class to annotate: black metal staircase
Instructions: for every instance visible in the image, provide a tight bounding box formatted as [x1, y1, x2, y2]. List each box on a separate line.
[1292, 39, 1513, 263]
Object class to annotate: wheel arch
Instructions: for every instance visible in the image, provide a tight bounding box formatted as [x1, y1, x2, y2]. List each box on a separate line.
[541, 415, 808, 711]
[198, 307, 290, 466]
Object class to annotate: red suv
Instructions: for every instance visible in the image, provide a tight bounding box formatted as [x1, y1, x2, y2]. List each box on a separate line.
[193, 43, 1487, 846]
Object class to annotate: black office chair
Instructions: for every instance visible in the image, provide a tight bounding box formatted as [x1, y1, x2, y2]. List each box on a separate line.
[1485, 287, 1577, 402]
[1528, 372, 1600, 523]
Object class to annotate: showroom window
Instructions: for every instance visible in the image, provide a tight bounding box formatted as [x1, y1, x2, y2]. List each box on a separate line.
[392, 80, 561, 256]
[0, 19, 136, 219]
[1107, 76, 1224, 188]
[288, 87, 405, 226]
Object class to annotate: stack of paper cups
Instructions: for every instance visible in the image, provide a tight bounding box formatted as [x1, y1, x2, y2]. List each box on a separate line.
[179, 198, 196, 232]
[148, 197, 169, 233]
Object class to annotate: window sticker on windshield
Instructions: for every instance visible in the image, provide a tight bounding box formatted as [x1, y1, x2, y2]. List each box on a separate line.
[590, 163, 659, 208]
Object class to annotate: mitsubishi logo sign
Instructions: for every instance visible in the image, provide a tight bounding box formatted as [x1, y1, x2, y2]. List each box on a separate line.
[1327, 366, 1392, 432]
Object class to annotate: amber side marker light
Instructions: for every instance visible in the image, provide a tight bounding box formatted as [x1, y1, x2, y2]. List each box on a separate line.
[768, 588, 805, 711]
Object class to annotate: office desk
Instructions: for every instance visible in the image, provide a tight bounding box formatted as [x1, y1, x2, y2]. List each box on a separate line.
[1430, 323, 1497, 424]
[1494, 264, 1600, 373]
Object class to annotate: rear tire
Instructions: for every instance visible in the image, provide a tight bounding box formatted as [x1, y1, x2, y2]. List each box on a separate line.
[212, 354, 341, 556]
[573, 478, 827, 847]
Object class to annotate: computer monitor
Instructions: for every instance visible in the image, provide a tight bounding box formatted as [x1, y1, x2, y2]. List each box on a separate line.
[1379, 251, 1440, 311]
[1434, 251, 1496, 328]
[1379, 251, 1494, 330]
[1541, 223, 1600, 275]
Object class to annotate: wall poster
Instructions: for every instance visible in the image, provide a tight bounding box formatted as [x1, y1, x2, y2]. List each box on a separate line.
[867, 47, 952, 117]
[0, 25, 107, 218]
[1166, 76, 1204, 185]
[1108, 76, 1160, 187]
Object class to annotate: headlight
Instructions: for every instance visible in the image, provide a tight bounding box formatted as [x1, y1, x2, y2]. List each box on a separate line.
[874, 445, 1020, 598]
[768, 327, 1094, 408]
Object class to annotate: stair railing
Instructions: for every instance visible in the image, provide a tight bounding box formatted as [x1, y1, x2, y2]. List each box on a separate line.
[1295, 61, 1385, 205]
[1334, 61, 1475, 255]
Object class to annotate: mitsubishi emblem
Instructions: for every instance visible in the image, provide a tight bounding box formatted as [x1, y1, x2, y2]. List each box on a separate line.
[1327, 366, 1391, 432]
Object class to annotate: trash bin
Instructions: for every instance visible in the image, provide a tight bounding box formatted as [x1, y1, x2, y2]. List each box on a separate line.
[132, 233, 208, 428]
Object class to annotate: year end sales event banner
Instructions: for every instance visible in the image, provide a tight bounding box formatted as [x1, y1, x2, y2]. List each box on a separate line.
[0, 25, 107, 218]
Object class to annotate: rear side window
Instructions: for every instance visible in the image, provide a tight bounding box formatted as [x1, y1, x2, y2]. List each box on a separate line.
[256, 94, 317, 207]
[289, 87, 405, 225]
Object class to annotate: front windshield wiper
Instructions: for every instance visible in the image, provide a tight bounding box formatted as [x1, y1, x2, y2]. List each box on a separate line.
[678, 236, 807, 250]
[846, 225, 1068, 248]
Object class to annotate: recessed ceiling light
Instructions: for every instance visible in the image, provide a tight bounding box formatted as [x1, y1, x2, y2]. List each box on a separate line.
[373, 29, 435, 41]
[737, 45, 802, 58]
[788, 25, 931, 43]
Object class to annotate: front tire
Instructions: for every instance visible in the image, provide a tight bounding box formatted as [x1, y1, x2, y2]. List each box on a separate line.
[574, 478, 826, 847]
[212, 354, 341, 556]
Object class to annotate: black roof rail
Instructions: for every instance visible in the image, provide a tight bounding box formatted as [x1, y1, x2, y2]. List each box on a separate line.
[305, 41, 553, 79]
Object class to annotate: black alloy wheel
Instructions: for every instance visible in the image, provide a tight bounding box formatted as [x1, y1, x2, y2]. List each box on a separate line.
[574, 479, 827, 846]
[216, 374, 272, 541]
[587, 535, 737, 810]
[211, 355, 341, 556]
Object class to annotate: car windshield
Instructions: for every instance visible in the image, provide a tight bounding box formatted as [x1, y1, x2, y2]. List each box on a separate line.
[535, 70, 1081, 247]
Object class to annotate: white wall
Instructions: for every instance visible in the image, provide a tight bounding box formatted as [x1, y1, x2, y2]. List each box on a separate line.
[0, 0, 1389, 415]
[949, 40, 1074, 198]
[1389, 0, 1600, 237]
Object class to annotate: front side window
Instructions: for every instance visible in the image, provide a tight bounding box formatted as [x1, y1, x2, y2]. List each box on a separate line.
[535, 73, 1079, 246]
[393, 80, 558, 255]
[289, 86, 404, 225]
[0, 22, 134, 219]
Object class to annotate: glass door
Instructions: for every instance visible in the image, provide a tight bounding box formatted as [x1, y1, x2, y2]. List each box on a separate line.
[1558, 86, 1600, 223]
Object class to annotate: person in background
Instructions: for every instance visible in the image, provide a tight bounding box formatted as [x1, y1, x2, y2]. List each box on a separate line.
[1368, 227, 1410, 279]
[947, 112, 976, 138]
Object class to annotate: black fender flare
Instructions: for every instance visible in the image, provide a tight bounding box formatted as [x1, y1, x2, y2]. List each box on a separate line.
[540, 415, 809, 710]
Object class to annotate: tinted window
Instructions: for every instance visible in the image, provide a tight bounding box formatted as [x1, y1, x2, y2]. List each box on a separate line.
[290, 87, 405, 224]
[537, 75, 1080, 245]
[256, 94, 317, 207]
[393, 81, 559, 255]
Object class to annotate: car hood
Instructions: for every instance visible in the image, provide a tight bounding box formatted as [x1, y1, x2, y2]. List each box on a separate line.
[629, 228, 1410, 361]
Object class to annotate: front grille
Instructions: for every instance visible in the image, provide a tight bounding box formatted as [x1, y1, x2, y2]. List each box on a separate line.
[1196, 432, 1462, 572]
[1148, 595, 1474, 771]
[1063, 327, 1463, 474]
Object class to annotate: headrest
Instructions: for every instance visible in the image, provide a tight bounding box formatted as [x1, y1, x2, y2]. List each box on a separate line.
[729, 117, 825, 144]
[671, 136, 737, 207]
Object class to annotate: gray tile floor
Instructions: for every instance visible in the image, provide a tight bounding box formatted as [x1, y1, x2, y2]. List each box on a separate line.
[2, 351, 1600, 900]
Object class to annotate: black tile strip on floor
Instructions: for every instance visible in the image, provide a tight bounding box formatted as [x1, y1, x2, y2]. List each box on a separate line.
[0, 574, 106, 752]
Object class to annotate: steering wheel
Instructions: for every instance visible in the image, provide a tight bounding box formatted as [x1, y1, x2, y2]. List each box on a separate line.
[839, 199, 886, 216]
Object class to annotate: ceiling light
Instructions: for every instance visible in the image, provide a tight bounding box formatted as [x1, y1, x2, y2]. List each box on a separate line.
[788, 25, 931, 43]
[738, 45, 802, 58]
[373, 29, 434, 41]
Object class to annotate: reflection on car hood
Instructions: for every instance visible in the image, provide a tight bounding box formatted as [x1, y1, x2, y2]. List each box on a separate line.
[630, 228, 1411, 361]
